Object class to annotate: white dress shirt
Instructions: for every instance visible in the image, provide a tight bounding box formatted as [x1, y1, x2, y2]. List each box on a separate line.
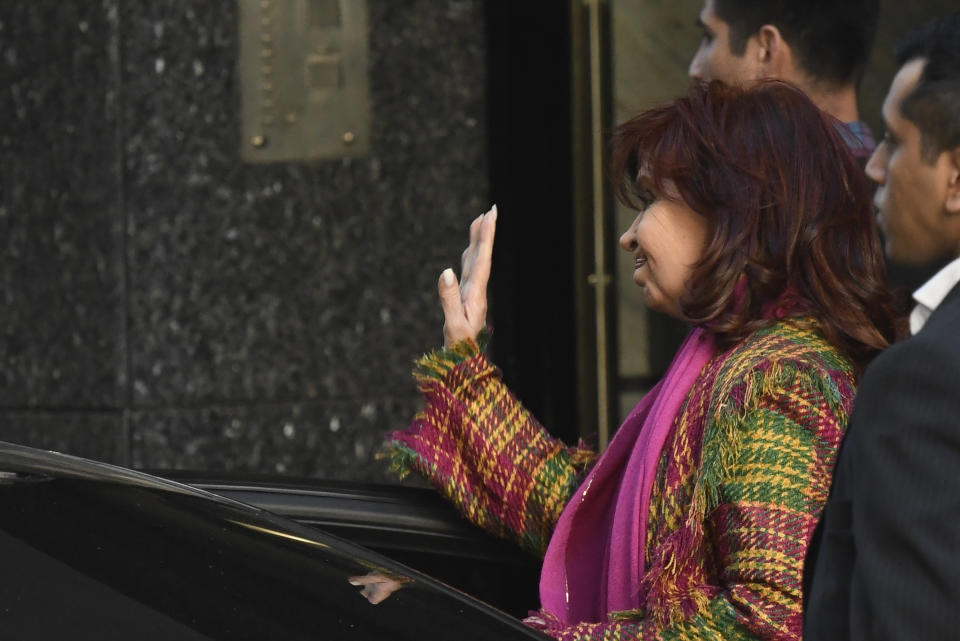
[909, 256, 960, 335]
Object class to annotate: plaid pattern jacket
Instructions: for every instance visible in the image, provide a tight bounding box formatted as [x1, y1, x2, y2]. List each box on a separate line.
[386, 319, 855, 641]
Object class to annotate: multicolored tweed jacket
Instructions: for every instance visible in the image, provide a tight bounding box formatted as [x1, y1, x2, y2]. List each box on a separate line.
[386, 319, 856, 641]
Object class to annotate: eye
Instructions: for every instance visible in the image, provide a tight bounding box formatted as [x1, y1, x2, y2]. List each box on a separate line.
[882, 130, 898, 148]
[635, 188, 656, 210]
[695, 19, 714, 45]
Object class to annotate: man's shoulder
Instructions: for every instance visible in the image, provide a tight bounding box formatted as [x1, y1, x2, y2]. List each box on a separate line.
[860, 295, 960, 395]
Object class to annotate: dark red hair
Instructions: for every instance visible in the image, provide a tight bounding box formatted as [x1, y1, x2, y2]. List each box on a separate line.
[612, 80, 899, 370]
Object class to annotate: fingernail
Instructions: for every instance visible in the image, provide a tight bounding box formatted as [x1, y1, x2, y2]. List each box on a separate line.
[441, 268, 455, 286]
[489, 203, 498, 221]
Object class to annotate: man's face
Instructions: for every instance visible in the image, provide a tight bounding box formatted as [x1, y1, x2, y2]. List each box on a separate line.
[688, 0, 763, 84]
[867, 58, 958, 265]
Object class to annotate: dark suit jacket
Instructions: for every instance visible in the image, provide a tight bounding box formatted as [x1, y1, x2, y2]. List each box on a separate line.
[804, 281, 960, 640]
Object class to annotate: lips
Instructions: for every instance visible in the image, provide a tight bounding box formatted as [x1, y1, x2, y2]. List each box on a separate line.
[635, 255, 648, 269]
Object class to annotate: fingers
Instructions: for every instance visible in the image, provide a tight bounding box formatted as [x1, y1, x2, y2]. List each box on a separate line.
[437, 205, 498, 348]
[460, 205, 497, 302]
[466, 205, 496, 300]
[438, 267, 466, 346]
[460, 213, 485, 287]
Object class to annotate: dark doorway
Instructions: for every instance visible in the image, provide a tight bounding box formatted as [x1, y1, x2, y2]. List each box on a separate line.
[484, 3, 579, 444]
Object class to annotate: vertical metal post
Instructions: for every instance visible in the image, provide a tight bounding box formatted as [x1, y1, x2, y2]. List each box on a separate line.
[584, 0, 611, 449]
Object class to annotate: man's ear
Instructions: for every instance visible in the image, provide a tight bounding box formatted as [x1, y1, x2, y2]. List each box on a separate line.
[755, 24, 792, 78]
[946, 147, 960, 216]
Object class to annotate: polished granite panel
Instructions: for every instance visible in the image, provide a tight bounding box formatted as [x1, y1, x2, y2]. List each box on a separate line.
[120, 0, 488, 408]
[0, 1, 125, 408]
[130, 395, 423, 482]
[0, 412, 124, 464]
[0, 0, 489, 479]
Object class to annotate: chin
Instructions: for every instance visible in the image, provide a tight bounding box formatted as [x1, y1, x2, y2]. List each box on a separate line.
[646, 301, 682, 319]
[641, 294, 661, 313]
[887, 240, 933, 265]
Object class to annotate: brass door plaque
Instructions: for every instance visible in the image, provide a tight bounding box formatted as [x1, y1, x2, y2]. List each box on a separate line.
[239, 0, 370, 162]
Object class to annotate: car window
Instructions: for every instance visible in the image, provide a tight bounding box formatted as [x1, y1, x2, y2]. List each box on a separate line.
[0, 469, 547, 640]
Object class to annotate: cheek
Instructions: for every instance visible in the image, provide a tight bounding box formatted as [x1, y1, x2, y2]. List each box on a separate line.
[645, 250, 691, 300]
[707, 50, 740, 83]
[645, 217, 704, 278]
[663, 258, 695, 296]
[883, 162, 914, 221]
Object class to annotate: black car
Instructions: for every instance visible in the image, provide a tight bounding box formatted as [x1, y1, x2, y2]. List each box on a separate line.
[0, 441, 546, 640]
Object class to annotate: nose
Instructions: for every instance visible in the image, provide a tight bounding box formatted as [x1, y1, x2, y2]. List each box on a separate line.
[865, 144, 888, 186]
[688, 47, 705, 80]
[619, 216, 640, 251]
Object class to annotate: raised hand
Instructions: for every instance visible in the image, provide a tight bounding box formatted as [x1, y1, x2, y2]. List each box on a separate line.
[438, 204, 497, 347]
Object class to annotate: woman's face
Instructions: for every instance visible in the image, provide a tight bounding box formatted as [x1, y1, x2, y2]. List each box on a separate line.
[618, 179, 709, 318]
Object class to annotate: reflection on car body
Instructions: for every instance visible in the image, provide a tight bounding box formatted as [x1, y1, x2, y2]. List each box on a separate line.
[348, 571, 412, 604]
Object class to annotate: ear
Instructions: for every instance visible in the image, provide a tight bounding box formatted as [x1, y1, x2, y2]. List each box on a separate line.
[755, 24, 792, 77]
[946, 147, 960, 216]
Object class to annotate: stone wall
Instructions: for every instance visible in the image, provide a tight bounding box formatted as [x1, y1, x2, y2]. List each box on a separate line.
[0, 0, 488, 481]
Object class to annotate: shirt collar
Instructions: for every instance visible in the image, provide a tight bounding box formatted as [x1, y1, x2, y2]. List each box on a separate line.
[910, 256, 960, 334]
[837, 121, 876, 158]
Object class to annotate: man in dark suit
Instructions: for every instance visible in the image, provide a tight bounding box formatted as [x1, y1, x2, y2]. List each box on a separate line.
[804, 13, 960, 640]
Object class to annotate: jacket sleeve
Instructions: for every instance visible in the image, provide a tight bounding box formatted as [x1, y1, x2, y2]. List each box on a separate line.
[384, 337, 596, 557]
[530, 367, 850, 641]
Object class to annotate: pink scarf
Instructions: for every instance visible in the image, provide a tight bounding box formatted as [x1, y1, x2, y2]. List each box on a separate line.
[539, 327, 716, 624]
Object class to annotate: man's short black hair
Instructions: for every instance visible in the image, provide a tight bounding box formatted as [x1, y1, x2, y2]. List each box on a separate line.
[894, 12, 960, 161]
[714, 0, 879, 88]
